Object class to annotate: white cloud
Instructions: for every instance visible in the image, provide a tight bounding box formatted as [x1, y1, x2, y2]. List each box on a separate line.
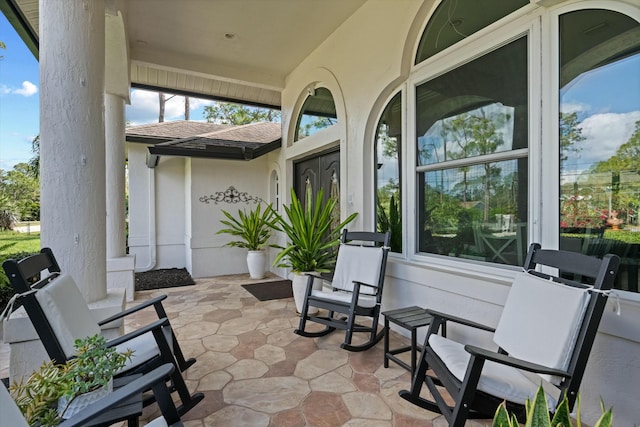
[125, 89, 215, 125]
[560, 102, 590, 115]
[576, 111, 640, 166]
[14, 81, 38, 96]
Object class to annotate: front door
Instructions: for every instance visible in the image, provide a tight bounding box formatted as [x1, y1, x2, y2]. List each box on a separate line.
[293, 149, 340, 213]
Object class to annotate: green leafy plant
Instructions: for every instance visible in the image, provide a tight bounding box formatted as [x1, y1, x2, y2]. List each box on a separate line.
[493, 385, 612, 427]
[273, 187, 357, 273]
[10, 334, 133, 426]
[217, 203, 279, 250]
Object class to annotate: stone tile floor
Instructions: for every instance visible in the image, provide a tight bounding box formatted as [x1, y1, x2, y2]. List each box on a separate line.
[1, 273, 485, 427]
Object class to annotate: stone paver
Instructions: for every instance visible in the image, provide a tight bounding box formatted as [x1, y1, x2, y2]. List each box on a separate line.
[0, 273, 442, 426]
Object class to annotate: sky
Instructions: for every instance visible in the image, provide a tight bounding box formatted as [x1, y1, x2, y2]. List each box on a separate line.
[0, 12, 39, 171]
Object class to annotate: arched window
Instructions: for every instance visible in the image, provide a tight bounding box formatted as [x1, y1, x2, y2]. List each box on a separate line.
[270, 169, 280, 211]
[558, 9, 640, 292]
[375, 92, 402, 253]
[294, 87, 337, 141]
[415, 0, 528, 64]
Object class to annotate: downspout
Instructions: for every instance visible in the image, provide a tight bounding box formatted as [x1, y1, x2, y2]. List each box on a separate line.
[136, 160, 157, 272]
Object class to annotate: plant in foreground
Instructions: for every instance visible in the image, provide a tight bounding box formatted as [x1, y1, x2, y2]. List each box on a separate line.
[10, 334, 133, 426]
[493, 385, 613, 427]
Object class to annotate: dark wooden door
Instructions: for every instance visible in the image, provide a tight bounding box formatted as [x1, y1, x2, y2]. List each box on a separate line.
[294, 149, 340, 212]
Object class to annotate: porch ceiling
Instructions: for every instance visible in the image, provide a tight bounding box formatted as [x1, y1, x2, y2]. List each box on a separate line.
[1, 0, 368, 108]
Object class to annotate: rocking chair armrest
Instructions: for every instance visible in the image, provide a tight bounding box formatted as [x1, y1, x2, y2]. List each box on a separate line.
[105, 317, 170, 348]
[464, 345, 571, 378]
[426, 309, 495, 333]
[58, 363, 182, 427]
[98, 295, 169, 326]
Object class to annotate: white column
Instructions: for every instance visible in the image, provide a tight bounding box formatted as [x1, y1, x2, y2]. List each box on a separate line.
[105, 92, 135, 300]
[105, 93, 127, 257]
[39, 0, 106, 303]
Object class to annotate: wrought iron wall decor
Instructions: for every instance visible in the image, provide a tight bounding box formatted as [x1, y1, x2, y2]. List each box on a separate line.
[199, 186, 263, 205]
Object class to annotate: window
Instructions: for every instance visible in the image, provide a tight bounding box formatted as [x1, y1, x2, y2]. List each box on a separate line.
[294, 87, 337, 141]
[375, 92, 402, 253]
[559, 9, 640, 292]
[415, 0, 528, 64]
[416, 37, 528, 265]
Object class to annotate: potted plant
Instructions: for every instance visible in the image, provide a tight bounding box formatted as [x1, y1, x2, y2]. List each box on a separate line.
[217, 203, 279, 279]
[273, 187, 357, 312]
[10, 334, 133, 426]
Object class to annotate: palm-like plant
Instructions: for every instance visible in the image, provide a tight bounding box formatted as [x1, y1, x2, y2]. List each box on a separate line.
[273, 187, 357, 273]
[217, 203, 278, 250]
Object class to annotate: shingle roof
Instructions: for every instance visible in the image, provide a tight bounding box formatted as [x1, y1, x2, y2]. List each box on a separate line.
[126, 121, 231, 143]
[126, 120, 282, 162]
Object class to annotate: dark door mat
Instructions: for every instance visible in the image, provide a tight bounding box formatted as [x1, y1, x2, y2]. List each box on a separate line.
[242, 280, 293, 301]
[135, 268, 195, 291]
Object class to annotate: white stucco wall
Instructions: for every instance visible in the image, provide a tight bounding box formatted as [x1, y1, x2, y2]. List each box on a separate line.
[188, 157, 272, 278]
[272, 0, 640, 425]
[128, 145, 273, 278]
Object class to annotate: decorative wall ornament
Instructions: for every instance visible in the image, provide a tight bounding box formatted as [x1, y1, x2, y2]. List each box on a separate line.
[199, 186, 263, 205]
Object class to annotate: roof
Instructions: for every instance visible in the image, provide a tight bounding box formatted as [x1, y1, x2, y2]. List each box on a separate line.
[126, 120, 282, 162]
[126, 121, 231, 144]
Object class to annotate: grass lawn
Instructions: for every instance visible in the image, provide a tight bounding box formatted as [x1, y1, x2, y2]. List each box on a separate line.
[0, 230, 41, 255]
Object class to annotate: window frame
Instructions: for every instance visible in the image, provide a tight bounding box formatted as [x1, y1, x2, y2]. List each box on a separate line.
[406, 9, 541, 268]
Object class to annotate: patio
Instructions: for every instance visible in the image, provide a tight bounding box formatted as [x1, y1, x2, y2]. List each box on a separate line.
[0, 274, 465, 427]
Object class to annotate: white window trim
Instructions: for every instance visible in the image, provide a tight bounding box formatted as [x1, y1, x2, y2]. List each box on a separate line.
[406, 11, 542, 275]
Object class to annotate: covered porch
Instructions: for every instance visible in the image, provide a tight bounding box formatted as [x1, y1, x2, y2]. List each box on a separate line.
[1, 1, 639, 425]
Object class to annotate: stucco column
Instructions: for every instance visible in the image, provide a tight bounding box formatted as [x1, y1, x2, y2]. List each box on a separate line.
[105, 92, 135, 300]
[39, 0, 106, 303]
[105, 93, 127, 257]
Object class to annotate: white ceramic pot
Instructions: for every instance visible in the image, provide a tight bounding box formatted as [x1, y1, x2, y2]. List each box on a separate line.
[291, 272, 322, 314]
[247, 250, 266, 279]
[58, 377, 113, 419]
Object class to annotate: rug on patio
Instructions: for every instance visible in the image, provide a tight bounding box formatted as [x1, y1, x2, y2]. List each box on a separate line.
[135, 268, 195, 291]
[242, 280, 293, 301]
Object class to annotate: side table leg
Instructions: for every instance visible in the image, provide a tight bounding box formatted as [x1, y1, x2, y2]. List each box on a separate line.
[411, 328, 417, 376]
[383, 316, 389, 368]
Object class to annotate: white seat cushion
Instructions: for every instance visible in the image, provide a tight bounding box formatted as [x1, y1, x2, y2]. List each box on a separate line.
[146, 417, 169, 427]
[310, 289, 378, 308]
[429, 334, 557, 407]
[494, 271, 590, 384]
[1, 384, 29, 427]
[35, 274, 101, 357]
[332, 244, 384, 295]
[117, 324, 173, 372]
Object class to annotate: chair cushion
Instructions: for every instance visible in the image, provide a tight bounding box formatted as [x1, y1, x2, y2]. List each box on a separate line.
[1, 384, 29, 427]
[35, 274, 101, 358]
[145, 417, 169, 427]
[494, 271, 590, 384]
[117, 325, 173, 373]
[310, 289, 378, 308]
[429, 334, 558, 407]
[332, 244, 383, 295]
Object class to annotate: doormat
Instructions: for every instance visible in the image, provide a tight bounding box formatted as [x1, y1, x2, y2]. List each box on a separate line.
[242, 280, 293, 301]
[135, 268, 195, 291]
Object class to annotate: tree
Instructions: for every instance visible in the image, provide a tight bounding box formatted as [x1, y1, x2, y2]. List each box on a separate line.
[560, 111, 585, 163]
[0, 163, 40, 221]
[29, 135, 40, 178]
[203, 102, 280, 125]
[0, 41, 5, 60]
